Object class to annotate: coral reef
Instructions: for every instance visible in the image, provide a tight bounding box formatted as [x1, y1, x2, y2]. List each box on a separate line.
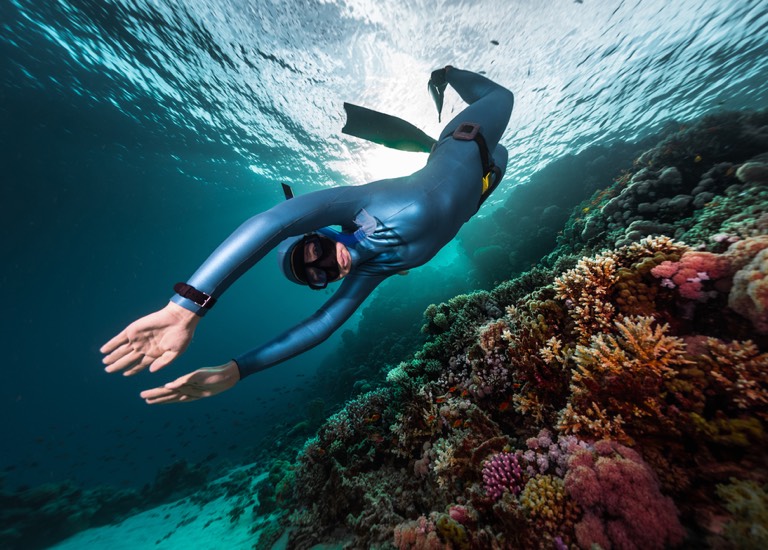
[264, 110, 768, 549]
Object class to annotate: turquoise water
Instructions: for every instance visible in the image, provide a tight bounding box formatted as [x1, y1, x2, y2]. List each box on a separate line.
[1, 0, 766, 534]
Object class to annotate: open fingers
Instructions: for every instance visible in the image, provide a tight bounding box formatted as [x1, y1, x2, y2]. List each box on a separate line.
[122, 354, 156, 377]
[104, 350, 144, 373]
[147, 393, 196, 404]
[148, 351, 179, 373]
[101, 342, 133, 367]
[100, 331, 129, 355]
[140, 384, 200, 405]
[143, 390, 196, 405]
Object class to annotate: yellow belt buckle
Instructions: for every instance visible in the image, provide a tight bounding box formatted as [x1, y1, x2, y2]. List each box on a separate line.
[481, 172, 491, 194]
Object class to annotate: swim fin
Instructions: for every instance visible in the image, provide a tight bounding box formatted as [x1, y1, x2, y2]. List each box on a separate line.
[342, 102, 436, 153]
[428, 68, 448, 122]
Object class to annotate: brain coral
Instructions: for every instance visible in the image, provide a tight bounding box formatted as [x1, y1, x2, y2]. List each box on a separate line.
[729, 247, 768, 333]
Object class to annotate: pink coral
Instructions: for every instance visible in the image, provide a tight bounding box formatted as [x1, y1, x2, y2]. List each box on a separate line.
[651, 250, 732, 301]
[448, 504, 472, 526]
[565, 440, 685, 550]
[482, 451, 525, 500]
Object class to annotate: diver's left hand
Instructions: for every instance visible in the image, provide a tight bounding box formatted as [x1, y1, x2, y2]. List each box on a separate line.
[140, 360, 240, 405]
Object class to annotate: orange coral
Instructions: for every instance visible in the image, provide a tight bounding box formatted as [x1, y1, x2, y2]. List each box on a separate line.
[697, 337, 768, 421]
[558, 315, 693, 444]
[554, 254, 618, 344]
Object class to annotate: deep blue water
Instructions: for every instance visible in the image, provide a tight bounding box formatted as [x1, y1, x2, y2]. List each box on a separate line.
[1, 0, 766, 492]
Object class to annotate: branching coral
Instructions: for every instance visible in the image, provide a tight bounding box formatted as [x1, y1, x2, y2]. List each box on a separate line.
[522, 428, 590, 477]
[420, 291, 503, 360]
[393, 514, 443, 550]
[554, 254, 619, 343]
[694, 337, 768, 425]
[558, 315, 693, 444]
[503, 301, 571, 426]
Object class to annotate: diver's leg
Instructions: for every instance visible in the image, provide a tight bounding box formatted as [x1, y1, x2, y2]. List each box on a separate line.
[437, 67, 514, 149]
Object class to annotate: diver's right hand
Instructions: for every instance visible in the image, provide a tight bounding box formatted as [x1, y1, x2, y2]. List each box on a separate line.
[101, 301, 200, 376]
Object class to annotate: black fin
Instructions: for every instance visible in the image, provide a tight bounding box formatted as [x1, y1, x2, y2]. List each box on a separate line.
[428, 68, 448, 122]
[342, 102, 436, 153]
[281, 182, 294, 200]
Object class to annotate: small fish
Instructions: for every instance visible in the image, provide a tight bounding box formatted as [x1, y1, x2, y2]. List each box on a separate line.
[499, 401, 511, 412]
[452, 419, 463, 428]
[491, 40, 499, 46]
[435, 396, 447, 403]
[694, 154, 702, 163]
[365, 413, 381, 424]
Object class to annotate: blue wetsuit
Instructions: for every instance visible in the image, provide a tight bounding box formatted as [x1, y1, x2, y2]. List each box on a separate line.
[171, 68, 514, 379]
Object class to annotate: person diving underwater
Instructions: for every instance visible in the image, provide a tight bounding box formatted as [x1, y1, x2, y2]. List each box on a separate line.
[100, 66, 515, 404]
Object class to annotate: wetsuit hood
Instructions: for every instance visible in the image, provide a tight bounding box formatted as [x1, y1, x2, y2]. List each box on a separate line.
[277, 231, 355, 286]
[277, 208, 377, 285]
[277, 236, 306, 285]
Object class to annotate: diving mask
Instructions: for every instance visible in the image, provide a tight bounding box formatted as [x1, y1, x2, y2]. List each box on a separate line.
[290, 233, 340, 290]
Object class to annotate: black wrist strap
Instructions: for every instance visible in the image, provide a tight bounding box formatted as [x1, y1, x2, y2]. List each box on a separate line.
[174, 282, 217, 309]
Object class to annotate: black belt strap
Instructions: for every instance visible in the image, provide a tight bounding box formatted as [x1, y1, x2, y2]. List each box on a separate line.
[452, 122, 494, 177]
[174, 282, 217, 309]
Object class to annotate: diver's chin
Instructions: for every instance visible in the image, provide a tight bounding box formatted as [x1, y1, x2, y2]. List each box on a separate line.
[336, 242, 352, 278]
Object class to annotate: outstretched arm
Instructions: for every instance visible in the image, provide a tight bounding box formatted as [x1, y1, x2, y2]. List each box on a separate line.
[234, 271, 387, 378]
[136, 272, 386, 404]
[101, 185, 364, 376]
[172, 185, 363, 316]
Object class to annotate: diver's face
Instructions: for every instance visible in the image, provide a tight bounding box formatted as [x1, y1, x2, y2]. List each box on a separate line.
[302, 236, 352, 288]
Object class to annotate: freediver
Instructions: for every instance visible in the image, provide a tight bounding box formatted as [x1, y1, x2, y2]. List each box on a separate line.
[100, 66, 515, 404]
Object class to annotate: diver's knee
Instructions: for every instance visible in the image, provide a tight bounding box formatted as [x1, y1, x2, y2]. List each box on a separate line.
[499, 88, 514, 112]
[493, 144, 509, 172]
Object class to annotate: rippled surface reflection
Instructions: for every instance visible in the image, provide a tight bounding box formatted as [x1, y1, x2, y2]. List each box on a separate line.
[4, 0, 766, 187]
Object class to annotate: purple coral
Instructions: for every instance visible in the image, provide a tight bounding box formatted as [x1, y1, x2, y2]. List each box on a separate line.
[523, 428, 591, 477]
[482, 451, 524, 500]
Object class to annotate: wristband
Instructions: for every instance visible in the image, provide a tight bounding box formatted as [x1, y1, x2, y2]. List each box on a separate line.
[173, 282, 217, 310]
